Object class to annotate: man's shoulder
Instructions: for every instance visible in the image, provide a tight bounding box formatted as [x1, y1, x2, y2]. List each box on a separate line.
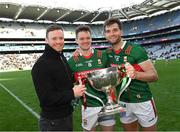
[68, 55, 78, 64]
[105, 46, 113, 54]
[126, 42, 145, 53]
[32, 55, 49, 70]
[126, 41, 141, 48]
[94, 49, 106, 58]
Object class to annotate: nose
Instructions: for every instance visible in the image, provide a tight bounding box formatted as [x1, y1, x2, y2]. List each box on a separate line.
[109, 31, 115, 37]
[82, 39, 90, 44]
[56, 38, 64, 44]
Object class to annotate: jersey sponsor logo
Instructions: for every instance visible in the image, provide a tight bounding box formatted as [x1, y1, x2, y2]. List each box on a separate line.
[75, 63, 83, 67]
[74, 68, 103, 81]
[114, 55, 121, 62]
[85, 60, 93, 63]
[88, 62, 92, 67]
[84, 60, 93, 67]
[108, 55, 113, 58]
[110, 63, 119, 67]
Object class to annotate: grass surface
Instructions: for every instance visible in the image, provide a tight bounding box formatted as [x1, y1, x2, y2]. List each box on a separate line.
[0, 59, 180, 131]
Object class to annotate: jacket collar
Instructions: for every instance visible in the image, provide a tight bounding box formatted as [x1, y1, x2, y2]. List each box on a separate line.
[44, 44, 63, 59]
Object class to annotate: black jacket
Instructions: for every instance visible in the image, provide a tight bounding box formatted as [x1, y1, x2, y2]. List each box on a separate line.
[31, 45, 75, 119]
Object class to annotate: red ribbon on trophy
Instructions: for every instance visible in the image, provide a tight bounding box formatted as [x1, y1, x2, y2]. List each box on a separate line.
[109, 88, 117, 103]
[78, 76, 87, 110]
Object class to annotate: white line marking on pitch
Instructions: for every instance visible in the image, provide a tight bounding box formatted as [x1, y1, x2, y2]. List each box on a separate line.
[0, 83, 40, 119]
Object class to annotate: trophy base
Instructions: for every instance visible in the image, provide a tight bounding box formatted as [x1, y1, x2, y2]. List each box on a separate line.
[98, 104, 126, 117]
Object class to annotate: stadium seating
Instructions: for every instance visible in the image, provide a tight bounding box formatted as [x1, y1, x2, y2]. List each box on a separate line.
[0, 9, 179, 71]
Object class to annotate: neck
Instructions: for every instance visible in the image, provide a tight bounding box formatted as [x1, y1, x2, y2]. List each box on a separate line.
[112, 40, 123, 51]
[79, 48, 92, 56]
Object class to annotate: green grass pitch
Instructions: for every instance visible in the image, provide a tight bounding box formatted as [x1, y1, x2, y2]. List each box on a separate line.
[0, 59, 179, 131]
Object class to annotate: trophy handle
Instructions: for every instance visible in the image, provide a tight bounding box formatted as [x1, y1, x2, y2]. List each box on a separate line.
[85, 91, 105, 107]
[117, 77, 131, 103]
[78, 76, 105, 107]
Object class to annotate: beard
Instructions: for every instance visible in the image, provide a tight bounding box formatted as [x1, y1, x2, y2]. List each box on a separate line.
[109, 37, 121, 45]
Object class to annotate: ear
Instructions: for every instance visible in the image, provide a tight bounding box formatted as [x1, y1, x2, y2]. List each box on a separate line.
[75, 38, 78, 45]
[45, 38, 48, 44]
[120, 30, 123, 36]
[102, 30, 105, 36]
[75, 38, 77, 43]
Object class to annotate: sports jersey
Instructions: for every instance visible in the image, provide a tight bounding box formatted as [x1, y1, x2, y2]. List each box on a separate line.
[68, 49, 108, 107]
[106, 41, 152, 103]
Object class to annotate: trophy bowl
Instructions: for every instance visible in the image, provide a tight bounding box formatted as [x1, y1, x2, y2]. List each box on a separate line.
[86, 66, 131, 117]
[86, 67, 121, 92]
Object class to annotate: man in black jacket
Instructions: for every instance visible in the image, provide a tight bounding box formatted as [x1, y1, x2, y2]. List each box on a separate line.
[31, 25, 85, 131]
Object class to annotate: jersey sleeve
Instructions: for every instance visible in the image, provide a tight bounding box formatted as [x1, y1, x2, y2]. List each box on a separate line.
[68, 57, 76, 73]
[132, 45, 149, 64]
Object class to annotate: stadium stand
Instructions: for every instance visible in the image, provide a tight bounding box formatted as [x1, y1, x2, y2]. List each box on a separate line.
[0, 2, 179, 71]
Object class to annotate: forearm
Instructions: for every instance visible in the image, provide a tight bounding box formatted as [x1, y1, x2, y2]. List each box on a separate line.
[135, 70, 158, 82]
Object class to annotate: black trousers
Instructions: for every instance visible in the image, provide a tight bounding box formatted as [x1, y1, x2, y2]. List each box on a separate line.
[39, 114, 73, 131]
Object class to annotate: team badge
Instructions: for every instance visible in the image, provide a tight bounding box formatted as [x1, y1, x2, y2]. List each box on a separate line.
[98, 59, 102, 65]
[124, 56, 127, 63]
[83, 118, 88, 126]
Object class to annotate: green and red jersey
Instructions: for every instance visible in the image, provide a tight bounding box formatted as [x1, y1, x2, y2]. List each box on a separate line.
[68, 49, 108, 107]
[106, 41, 152, 103]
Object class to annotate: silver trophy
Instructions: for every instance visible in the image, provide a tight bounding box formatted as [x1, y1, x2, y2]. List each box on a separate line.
[86, 66, 131, 117]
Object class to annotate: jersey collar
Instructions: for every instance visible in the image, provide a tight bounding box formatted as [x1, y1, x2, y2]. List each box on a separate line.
[114, 41, 126, 54]
[79, 48, 94, 59]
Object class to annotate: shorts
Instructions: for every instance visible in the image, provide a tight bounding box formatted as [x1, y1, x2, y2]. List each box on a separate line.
[120, 99, 157, 127]
[81, 106, 115, 130]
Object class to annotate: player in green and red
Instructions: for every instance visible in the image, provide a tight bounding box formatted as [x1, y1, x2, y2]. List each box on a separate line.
[103, 18, 158, 131]
[68, 25, 115, 131]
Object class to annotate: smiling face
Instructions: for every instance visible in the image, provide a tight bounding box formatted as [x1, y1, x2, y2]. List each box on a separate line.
[46, 29, 64, 52]
[76, 31, 92, 51]
[104, 23, 122, 45]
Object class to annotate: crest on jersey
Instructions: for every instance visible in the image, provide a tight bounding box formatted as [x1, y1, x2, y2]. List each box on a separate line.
[98, 59, 102, 65]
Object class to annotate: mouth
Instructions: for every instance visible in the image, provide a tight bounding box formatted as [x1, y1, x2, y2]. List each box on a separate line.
[109, 36, 117, 39]
[109, 38, 117, 42]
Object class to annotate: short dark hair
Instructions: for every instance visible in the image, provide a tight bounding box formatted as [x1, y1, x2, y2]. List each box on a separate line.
[75, 25, 91, 38]
[46, 25, 63, 38]
[103, 17, 122, 32]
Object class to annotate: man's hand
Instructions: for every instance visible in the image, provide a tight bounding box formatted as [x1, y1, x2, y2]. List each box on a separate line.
[125, 62, 136, 79]
[73, 85, 86, 97]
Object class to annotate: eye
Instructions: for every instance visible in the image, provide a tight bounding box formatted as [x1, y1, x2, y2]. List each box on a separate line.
[52, 37, 57, 40]
[79, 37, 84, 41]
[113, 28, 119, 32]
[105, 30, 110, 33]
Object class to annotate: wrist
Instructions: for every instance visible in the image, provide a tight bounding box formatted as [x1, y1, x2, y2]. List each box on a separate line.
[134, 71, 138, 79]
